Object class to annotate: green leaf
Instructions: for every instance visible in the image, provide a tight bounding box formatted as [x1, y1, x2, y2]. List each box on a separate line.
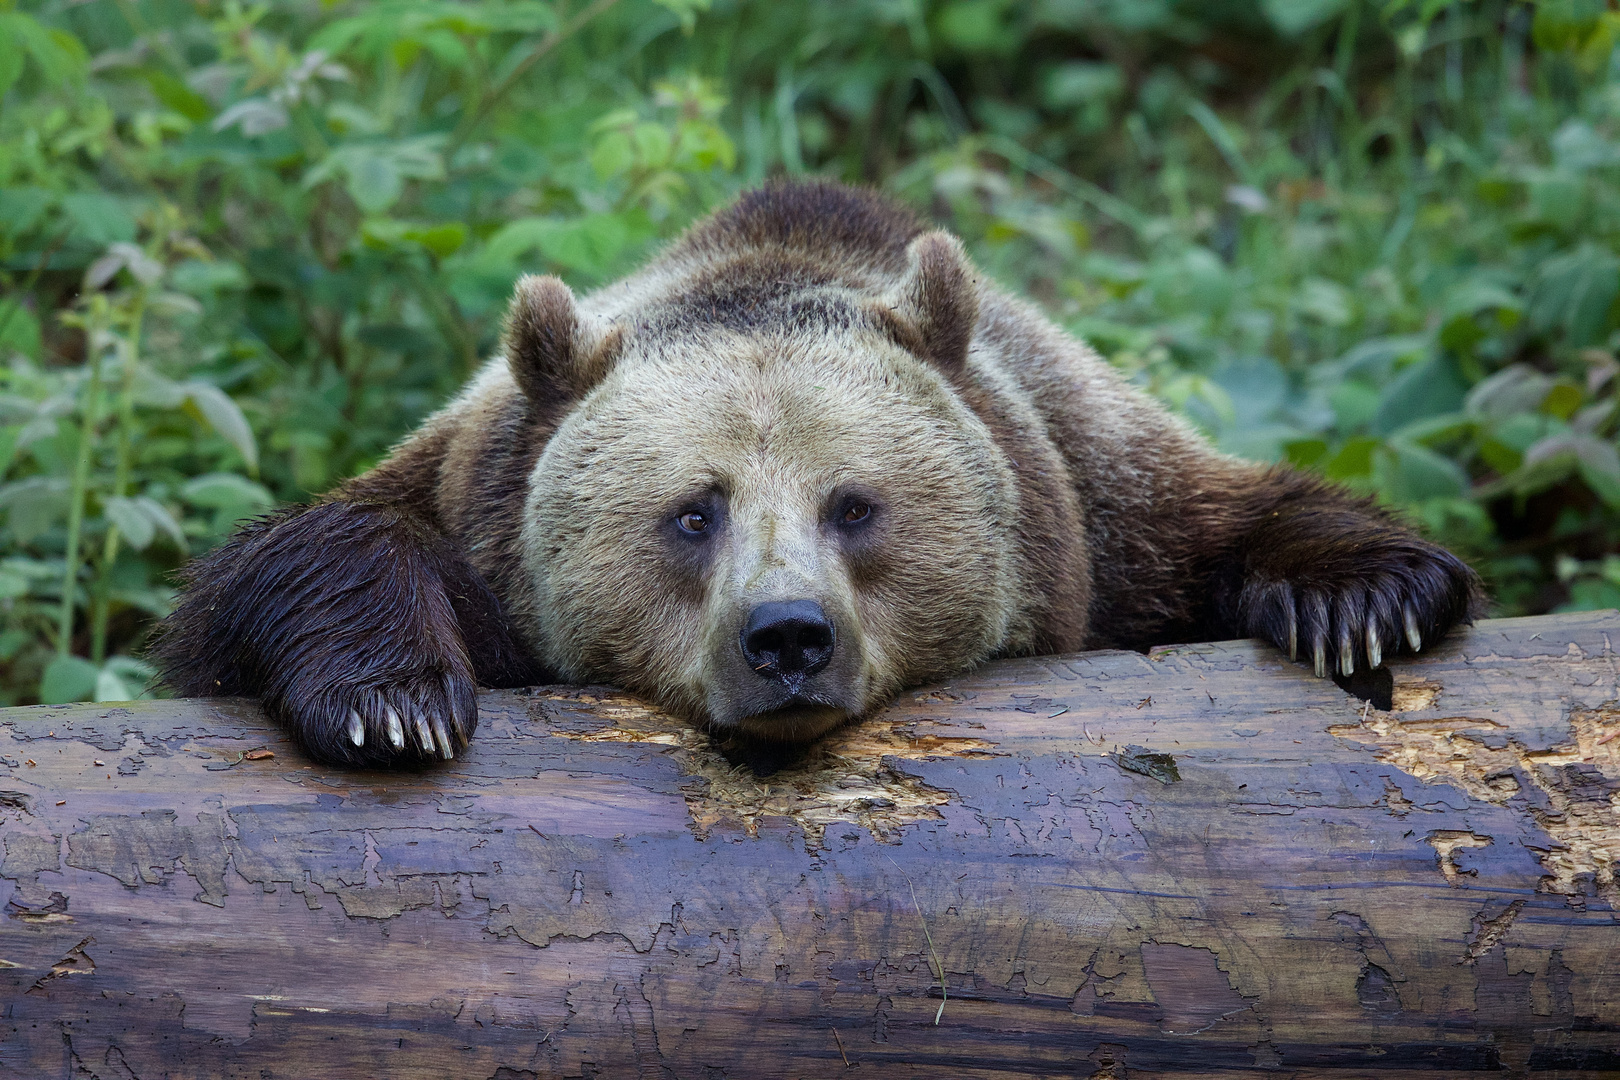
[305, 137, 447, 215]
[103, 495, 186, 552]
[181, 472, 274, 511]
[1285, 438, 1329, 468]
[1322, 335, 1429, 382]
[1391, 412, 1473, 445]
[0, 568, 29, 600]
[360, 219, 468, 257]
[1535, 433, 1620, 506]
[1379, 440, 1469, 502]
[1529, 244, 1620, 348]
[1296, 277, 1352, 327]
[1543, 383, 1584, 421]
[1466, 365, 1554, 418]
[1373, 354, 1467, 436]
[936, 0, 1010, 52]
[102, 496, 155, 550]
[1533, 0, 1608, 51]
[1044, 62, 1125, 109]
[482, 212, 652, 277]
[1324, 436, 1379, 480]
[143, 70, 212, 122]
[1492, 431, 1620, 503]
[348, 151, 404, 214]
[589, 129, 636, 179]
[0, 19, 24, 99]
[1492, 412, 1556, 454]
[211, 98, 289, 137]
[1262, 0, 1349, 36]
[92, 656, 153, 702]
[0, 628, 30, 660]
[0, 187, 53, 237]
[1478, 438, 1523, 475]
[170, 259, 249, 296]
[0, 477, 69, 544]
[94, 667, 135, 702]
[0, 13, 88, 91]
[653, 0, 710, 33]
[182, 384, 258, 472]
[1211, 355, 1288, 426]
[632, 122, 674, 168]
[1557, 577, 1620, 613]
[1552, 120, 1620, 172]
[40, 655, 99, 705]
[407, 222, 468, 257]
[1329, 380, 1380, 431]
[59, 193, 137, 247]
[0, 304, 41, 362]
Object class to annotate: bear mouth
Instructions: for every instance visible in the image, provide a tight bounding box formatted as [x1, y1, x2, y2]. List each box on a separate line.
[725, 695, 852, 742]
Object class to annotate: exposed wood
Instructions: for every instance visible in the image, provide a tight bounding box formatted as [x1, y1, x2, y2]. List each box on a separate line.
[1, 612, 1617, 1079]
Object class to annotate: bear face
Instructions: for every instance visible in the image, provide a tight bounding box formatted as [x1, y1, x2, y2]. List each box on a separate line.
[520, 312, 1024, 741]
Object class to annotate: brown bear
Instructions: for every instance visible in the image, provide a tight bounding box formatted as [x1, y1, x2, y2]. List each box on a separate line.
[152, 181, 1482, 767]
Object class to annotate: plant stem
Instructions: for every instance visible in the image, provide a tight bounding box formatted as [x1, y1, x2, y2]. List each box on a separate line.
[58, 308, 110, 659]
[90, 293, 146, 665]
[444, 0, 625, 161]
[887, 856, 946, 1025]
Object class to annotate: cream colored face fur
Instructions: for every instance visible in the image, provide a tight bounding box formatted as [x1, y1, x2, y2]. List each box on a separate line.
[519, 315, 1022, 739]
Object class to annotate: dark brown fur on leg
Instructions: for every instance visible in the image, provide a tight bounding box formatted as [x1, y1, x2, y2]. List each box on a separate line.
[1211, 473, 1484, 678]
[149, 501, 543, 767]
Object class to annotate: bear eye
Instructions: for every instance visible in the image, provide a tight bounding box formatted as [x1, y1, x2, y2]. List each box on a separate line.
[841, 501, 871, 526]
[676, 510, 709, 534]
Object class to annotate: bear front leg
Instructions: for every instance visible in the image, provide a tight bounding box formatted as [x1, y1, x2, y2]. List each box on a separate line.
[151, 500, 541, 767]
[1213, 480, 1484, 678]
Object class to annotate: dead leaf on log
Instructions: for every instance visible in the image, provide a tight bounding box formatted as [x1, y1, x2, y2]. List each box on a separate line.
[1114, 744, 1181, 783]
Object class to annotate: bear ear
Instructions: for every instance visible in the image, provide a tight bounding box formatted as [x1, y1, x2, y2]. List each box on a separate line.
[886, 231, 980, 372]
[503, 275, 623, 406]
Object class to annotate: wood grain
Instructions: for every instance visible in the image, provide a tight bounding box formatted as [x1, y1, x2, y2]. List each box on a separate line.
[1, 612, 1617, 1078]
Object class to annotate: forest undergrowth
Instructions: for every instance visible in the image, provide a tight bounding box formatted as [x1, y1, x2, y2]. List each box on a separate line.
[0, 0, 1616, 702]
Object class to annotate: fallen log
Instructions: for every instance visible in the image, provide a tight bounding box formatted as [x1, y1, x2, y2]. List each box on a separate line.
[0, 611, 1616, 1078]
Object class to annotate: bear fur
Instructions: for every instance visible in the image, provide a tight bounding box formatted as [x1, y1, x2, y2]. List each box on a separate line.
[152, 181, 1482, 767]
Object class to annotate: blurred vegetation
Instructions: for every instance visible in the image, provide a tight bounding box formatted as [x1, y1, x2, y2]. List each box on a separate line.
[0, 0, 1617, 703]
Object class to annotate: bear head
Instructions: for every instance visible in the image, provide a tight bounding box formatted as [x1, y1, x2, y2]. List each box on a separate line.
[505, 232, 1026, 742]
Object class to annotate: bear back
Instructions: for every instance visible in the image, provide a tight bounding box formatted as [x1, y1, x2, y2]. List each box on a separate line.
[677, 180, 926, 274]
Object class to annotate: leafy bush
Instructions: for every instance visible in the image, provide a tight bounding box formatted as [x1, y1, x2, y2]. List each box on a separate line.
[0, 0, 1617, 703]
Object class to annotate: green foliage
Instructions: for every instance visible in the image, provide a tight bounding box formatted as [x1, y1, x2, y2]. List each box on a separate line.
[1, 0, 1617, 702]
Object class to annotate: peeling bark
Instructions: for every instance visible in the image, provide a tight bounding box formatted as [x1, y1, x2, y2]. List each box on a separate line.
[1, 612, 1617, 1078]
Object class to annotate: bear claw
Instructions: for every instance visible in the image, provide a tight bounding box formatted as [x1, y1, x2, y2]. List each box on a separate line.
[413, 713, 433, 755]
[1239, 560, 1477, 683]
[267, 674, 475, 767]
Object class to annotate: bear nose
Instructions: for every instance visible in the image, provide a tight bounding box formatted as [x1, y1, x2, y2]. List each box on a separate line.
[741, 600, 835, 692]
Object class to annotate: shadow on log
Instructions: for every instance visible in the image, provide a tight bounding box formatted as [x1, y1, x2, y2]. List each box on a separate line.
[1, 612, 1617, 1078]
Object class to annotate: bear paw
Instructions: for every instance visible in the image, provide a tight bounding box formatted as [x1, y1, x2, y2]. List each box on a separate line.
[268, 670, 477, 768]
[1236, 540, 1482, 678]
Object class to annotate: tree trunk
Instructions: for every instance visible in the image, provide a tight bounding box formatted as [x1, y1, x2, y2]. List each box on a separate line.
[1, 612, 1617, 1079]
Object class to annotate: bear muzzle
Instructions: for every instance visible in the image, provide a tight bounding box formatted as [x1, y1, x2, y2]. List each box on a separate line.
[740, 599, 836, 695]
[703, 597, 860, 741]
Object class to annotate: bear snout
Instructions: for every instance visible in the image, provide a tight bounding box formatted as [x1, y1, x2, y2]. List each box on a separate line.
[739, 600, 836, 694]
